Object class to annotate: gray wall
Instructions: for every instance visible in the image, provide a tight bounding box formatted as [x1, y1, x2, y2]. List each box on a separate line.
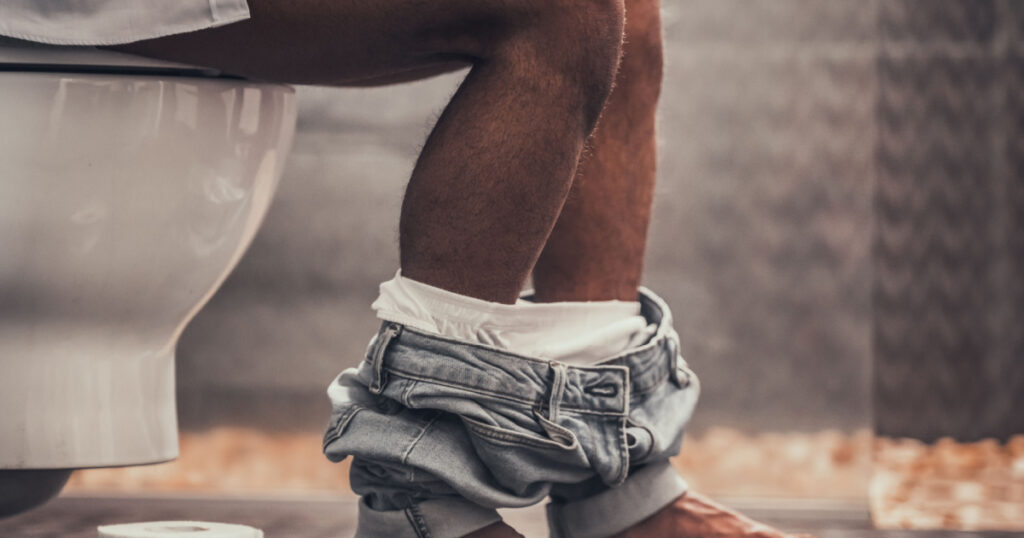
[176, 0, 879, 434]
[649, 0, 877, 433]
[874, 0, 1024, 442]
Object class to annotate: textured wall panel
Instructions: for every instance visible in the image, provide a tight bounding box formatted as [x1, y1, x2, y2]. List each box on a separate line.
[650, 1, 876, 432]
[874, 0, 1024, 441]
[879, 0, 997, 42]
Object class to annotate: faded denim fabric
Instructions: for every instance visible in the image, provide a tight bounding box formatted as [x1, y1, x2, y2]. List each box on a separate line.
[323, 288, 699, 538]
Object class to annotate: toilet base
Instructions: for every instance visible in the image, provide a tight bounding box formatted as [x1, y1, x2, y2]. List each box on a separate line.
[0, 322, 178, 469]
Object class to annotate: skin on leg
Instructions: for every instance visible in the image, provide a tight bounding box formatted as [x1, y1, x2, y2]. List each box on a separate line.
[112, 0, 626, 305]
[532, 0, 662, 302]
[396, 3, 625, 303]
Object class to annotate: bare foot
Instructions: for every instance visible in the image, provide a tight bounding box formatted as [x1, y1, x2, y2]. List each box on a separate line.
[461, 521, 526, 538]
[612, 491, 812, 538]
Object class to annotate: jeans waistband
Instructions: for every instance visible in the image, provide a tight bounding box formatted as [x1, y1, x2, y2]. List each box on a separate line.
[364, 287, 687, 416]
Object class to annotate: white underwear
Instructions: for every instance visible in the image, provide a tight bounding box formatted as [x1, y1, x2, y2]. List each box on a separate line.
[372, 270, 654, 366]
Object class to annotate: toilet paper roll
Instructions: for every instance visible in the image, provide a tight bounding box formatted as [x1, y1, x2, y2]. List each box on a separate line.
[97, 521, 263, 538]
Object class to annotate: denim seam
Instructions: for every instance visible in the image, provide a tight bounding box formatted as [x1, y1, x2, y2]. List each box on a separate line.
[369, 323, 404, 395]
[321, 404, 366, 450]
[616, 415, 629, 484]
[609, 352, 678, 394]
[386, 368, 626, 417]
[404, 505, 430, 538]
[463, 417, 577, 450]
[402, 410, 441, 465]
[626, 344, 667, 373]
[400, 379, 418, 407]
[398, 326, 592, 366]
[614, 385, 631, 485]
[534, 411, 582, 448]
[630, 370, 671, 397]
[387, 368, 537, 405]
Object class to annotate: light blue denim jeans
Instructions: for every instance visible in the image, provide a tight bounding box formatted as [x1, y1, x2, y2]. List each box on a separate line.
[322, 287, 700, 538]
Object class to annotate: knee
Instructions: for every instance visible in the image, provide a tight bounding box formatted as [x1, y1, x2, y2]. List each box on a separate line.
[547, 0, 626, 133]
[490, 0, 626, 135]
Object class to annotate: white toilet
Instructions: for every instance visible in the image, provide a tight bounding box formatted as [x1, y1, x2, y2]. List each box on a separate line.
[0, 39, 297, 515]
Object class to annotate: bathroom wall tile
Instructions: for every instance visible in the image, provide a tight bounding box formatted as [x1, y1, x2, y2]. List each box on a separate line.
[651, 45, 876, 431]
[996, 49, 1024, 437]
[879, 0, 998, 44]
[664, 0, 877, 46]
[873, 54, 998, 441]
[873, 0, 1024, 442]
[1008, 0, 1024, 44]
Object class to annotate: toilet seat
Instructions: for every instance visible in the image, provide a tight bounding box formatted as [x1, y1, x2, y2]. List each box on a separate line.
[0, 36, 228, 77]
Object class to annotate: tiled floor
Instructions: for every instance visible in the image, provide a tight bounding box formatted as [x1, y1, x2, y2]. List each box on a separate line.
[0, 495, 1021, 538]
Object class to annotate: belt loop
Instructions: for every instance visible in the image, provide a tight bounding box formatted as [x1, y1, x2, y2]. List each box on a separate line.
[548, 362, 568, 423]
[665, 333, 689, 388]
[369, 322, 402, 394]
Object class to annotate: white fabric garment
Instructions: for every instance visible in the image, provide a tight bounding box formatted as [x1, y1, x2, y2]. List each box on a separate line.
[0, 0, 251, 46]
[372, 271, 655, 366]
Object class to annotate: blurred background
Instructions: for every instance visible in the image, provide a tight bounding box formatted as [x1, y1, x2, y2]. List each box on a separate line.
[52, 0, 1024, 532]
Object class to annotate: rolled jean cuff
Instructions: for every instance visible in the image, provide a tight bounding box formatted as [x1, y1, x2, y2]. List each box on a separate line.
[356, 496, 502, 538]
[546, 461, 688, 538]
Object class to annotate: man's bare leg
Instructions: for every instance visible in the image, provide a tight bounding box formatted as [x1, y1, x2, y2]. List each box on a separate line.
[113, 2, 622, 536]
[532, 0, 661, 303]
[531, 1, 796, 536]
[113, 0, 625, 306]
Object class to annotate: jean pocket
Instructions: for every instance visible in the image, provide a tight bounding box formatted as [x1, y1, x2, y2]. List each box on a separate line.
[461, 411, 578, 451]
[402, 378, 593, 490]
[459, 409, 593, 495]
[403, 377, 579, 451]
[323, 368, 407, 451]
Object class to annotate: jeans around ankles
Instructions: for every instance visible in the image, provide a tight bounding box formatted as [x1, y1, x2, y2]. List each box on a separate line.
[322, 287, 700, 538]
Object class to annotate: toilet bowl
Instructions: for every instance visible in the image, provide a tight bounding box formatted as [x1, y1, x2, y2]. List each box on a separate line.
[0, 41, 297, 514]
